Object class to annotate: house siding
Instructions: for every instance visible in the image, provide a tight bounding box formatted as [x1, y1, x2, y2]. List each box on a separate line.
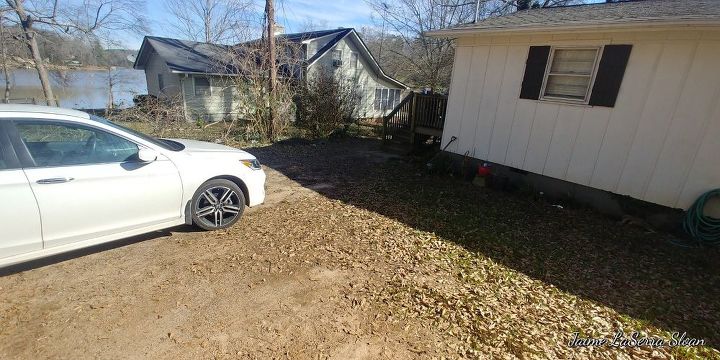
[138, 31, 406, 123]
[308, 36, 406, 119]
[443, 28, 720, 210]
[142, 53, 240, 122]
[144, 51, 182, 99]
[305, 33, 340, 58]
[181, 75, 242, 123]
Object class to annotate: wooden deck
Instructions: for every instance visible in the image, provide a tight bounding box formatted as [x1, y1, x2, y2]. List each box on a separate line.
[382, 92, 447, 152]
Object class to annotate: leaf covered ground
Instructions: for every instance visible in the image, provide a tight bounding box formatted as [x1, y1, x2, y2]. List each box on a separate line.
[1, 137, 718, 359]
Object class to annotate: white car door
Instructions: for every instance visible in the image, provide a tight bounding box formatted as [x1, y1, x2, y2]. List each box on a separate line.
[13, 119, 183, 248]
[0, 125, 42, 259]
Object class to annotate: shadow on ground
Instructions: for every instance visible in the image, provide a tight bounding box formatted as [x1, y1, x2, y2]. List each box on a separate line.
[251, 136, 720, 348]
[0, 226, 201, 276]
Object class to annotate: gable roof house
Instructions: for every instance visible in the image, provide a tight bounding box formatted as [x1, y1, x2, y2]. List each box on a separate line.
[133, 28, 408, 123]
[427, 0, 720, 216]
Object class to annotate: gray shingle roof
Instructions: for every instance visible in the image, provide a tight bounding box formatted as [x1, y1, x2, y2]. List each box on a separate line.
[429, 0, 720, 35]
[278, 28, 351, 43]
[134, 36, 235, 75]
[239, 28, 354, 66]
[133, 29, 408, 88]
[134, 30, 354, 75]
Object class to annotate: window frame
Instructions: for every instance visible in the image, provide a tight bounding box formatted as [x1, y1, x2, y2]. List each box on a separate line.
[350, 52, 358, 69]
[9, 119, 144, 169]
[193, 76, 212, 96]
[539, 46, 603, 105]
[332, 49, 343, 61]
[157, 73, 165, 93]
[374, 88, 381, 110]
[383, 89, 391, 110]
[0, 122, 21, 171]
[374, 88, 402, 111]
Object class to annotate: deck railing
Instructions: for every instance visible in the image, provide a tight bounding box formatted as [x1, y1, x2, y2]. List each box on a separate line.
[383, 91, 447, 143]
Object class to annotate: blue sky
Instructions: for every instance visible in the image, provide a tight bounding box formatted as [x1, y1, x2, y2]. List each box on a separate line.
[123, 0, 377, 49]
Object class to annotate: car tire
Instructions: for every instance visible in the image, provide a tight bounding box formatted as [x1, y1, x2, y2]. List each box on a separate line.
[191, 179, 245, 231]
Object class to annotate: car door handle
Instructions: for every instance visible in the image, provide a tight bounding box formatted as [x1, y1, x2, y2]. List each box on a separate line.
[36, 177, 74, 184]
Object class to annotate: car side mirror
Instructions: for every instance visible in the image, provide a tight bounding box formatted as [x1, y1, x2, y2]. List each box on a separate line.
[137, 148, 158, 163]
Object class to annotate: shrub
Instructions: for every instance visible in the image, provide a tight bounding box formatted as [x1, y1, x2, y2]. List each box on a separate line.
[296, 68, 361, 138]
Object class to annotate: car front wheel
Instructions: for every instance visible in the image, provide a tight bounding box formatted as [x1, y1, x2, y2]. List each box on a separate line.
[191, 179, 245, 231]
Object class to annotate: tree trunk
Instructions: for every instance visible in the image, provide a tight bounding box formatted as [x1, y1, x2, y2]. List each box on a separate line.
[0, 11, 11, 102]
[106, 66, 114, 114]
[10, 0, 57, 106]
[266, 0, 276, 140]
[204, 0, 211, 43]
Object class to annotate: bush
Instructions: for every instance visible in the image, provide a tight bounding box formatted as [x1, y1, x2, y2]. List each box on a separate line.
[296, 69, 361, 138]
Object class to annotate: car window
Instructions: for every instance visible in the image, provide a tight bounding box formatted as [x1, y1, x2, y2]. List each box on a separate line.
[89, 115, 184, 151]
[16, 122, 139, 167]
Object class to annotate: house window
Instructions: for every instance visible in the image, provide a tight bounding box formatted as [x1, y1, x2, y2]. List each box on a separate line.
[387, 89, 396, 110]
[332, 49, 343, 67]
[157, 74, 164, 92]
[350, 52, 358, 69]
[520, 45, 632, 107]
[540, 47, 600, 103]
[194, 76, 211, 96]
[332, 49, 342, 61]
[374, 88, 402, 111]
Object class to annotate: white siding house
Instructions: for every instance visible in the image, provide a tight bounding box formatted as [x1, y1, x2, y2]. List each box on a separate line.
[133, 29, 408, 122]
[305, 34, 407, 118]
[428, 0, 720, 212]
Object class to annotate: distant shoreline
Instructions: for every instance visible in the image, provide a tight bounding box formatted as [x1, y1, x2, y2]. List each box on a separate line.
[7, 64, 135, 72]
[3, 56, 134, 72]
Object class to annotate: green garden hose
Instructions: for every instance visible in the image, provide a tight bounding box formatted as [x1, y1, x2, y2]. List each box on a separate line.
[683, 189, 720, 246]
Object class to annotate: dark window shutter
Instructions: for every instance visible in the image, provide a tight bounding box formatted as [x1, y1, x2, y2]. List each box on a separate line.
[589, 45, 632, 107]
[519, 46, 551, 100]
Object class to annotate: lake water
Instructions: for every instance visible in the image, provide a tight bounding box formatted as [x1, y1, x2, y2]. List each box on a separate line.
[0, 68, 147, 110]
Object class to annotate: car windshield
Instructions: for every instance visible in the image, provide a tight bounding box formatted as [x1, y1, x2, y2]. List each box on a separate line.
[89, 115, 185, 151]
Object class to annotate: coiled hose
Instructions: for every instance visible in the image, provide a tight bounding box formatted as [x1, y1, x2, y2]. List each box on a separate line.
[683, 189, 720, 246]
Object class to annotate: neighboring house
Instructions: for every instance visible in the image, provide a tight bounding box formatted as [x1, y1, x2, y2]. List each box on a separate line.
[133, 28, 408, 122]
[427, 0, 720, 213]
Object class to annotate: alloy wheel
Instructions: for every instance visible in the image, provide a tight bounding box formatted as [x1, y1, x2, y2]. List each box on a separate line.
[194, 186, 242, 229]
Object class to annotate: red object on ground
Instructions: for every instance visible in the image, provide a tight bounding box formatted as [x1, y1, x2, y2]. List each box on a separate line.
[478, 163, 492, 177]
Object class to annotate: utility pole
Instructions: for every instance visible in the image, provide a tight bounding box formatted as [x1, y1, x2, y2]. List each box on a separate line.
[265, 0, 276, 139]
[475, 0, 481, 22]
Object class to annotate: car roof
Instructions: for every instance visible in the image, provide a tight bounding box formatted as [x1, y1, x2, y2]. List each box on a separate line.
[0, 104, 91, 119]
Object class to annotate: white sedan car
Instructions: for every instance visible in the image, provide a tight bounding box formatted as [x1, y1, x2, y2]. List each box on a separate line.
[0, 105, 265, 267]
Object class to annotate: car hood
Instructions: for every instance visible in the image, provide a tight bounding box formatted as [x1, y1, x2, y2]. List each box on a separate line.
[169, 139, 254, 158]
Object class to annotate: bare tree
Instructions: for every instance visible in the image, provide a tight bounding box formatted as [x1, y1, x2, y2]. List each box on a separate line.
[3, 0, 148, 106]
[479, 0, 585, 14]
[365, 0, 475, 90]
[162, 0, 256, 44]
[366, 0, 583, 90]
[297, 17, 329, 33]
[0, 10, 11, 102]
[297, 68, 361, 138]
[211, 36, 303, 142]
[265, 0, 277, 140]
[359, 26, 407, 85]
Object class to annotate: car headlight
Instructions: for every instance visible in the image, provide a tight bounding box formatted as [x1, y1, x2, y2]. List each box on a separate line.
[241, 159, 262, 170]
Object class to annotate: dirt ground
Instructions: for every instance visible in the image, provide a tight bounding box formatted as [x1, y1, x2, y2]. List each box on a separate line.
[1, 138, 719, 359]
